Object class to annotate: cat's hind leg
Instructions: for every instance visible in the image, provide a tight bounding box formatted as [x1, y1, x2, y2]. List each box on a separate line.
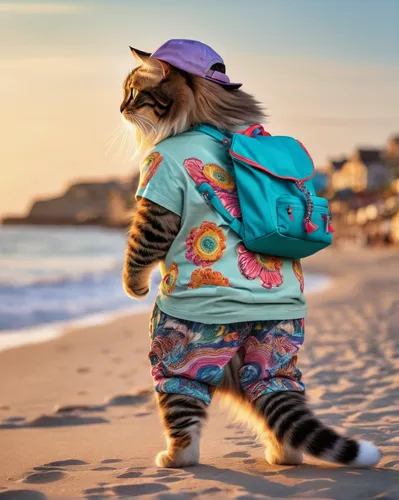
[262, 423, 304, 465]
[218, 352, 303, 466]
[155, 393, 208, 468]
[239, 319, 381, 467]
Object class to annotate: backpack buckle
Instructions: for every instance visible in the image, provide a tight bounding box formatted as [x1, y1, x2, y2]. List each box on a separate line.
[202, 192, 211, 206]
[198, 183, 215, 207]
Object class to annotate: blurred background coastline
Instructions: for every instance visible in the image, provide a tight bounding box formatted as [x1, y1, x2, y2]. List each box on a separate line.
[0, 123, 398, 351]
[2, 132, 399, 240]
[1, 0, 398, 350]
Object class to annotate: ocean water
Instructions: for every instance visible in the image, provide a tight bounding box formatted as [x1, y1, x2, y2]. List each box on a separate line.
[0, 226, 329, 351]
[0, 226, 161, 350]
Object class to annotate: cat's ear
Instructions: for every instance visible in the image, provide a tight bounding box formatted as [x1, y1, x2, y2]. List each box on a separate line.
[129, 47, 151, 65]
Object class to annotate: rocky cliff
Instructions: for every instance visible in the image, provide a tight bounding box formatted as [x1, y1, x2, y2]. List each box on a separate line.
[2, 173, 140, 228]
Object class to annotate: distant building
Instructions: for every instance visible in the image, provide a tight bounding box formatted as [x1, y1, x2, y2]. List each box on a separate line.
[330, 157, 347, 173]
[331, 149, 390, 193]
[383, 134, 399, 179]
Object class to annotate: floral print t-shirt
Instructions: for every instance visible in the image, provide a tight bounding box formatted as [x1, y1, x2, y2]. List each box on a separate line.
[136, 129, 306, 324]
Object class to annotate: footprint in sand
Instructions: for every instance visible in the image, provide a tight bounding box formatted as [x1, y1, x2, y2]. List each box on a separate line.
[56, 344, 70, 352]
[76, 367, 91, 374]
[32, 467, 65, 472]
[0, 491, 47, 500]
[200, 488, 223, 494]
[223, 451, 250, 458]
[83, 483, 170, 498]
[142, 470, 177, 478]
[43, 459, 88, 467]
[100, 459, 122, 464]
[385, 459, 399, 468]
[116, 471, 143, 479]
[22, 471, 65, 484]
[105, 389, 152, 407]
[92, 467, 116, 471]
[112, 484, 169, 496]
[54, 404, 105, 414]
[155, 477, 184, 483]
[82, 486, 109, 497]
[26, 414, 108, 428]
[243, 458, 257, 464]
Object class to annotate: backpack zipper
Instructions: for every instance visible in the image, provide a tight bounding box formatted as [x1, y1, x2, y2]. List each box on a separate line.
[322, 214, 335, 234]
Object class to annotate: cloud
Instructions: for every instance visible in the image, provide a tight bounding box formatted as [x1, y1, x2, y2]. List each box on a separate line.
[0, 3, 85, 14]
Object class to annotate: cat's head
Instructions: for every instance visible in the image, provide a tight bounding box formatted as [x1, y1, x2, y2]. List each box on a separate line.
[120, 40, 265, 153]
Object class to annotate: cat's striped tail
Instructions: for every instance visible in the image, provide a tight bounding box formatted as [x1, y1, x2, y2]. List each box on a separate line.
[255, 391, 381, 468]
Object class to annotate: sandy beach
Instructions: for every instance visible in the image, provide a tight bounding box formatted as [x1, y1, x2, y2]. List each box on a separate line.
[0, 248, 398, 500]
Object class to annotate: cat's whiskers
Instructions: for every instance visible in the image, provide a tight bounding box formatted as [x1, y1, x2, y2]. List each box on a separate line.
[131, 115, 158, 157]
[105, 122, 125, 160]
[129, 116, 148, 158]
[136, 114, 157, 135]
[120, 119, 139, 162]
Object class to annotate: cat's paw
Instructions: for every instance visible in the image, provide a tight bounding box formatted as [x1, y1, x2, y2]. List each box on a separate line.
[155, 451, 178, 468]
[265, 446, 303, 466]
[123, 281, 149, 300]
[155, 448, 199, 468]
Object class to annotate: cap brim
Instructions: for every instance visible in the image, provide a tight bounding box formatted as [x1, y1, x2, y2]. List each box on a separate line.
[205, 76, 242, 89]
[220, 82, 243, 90]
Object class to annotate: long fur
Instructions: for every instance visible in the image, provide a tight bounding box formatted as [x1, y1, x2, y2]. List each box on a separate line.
[121, 55, 265, 154]
[121, 52, 381, 469]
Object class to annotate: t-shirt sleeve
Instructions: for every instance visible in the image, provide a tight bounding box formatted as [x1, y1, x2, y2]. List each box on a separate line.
[135, 150, 184, 217]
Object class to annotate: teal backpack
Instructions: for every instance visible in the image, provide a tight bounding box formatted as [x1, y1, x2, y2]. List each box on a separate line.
[195, 124, 334, 259]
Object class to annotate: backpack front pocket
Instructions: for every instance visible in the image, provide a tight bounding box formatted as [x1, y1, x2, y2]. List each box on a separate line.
[277, 196, 333, 243]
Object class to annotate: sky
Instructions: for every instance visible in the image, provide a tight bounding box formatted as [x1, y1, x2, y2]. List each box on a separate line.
[0, 0, 398, 216]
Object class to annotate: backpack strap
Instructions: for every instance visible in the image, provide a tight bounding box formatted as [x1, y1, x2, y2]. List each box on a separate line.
[194, 125, 243, 236]
[196, 124, 231, 144]
[240, 124, 271, 138]
[197, 183, 243, 236]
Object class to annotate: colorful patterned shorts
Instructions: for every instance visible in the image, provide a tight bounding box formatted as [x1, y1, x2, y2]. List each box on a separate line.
[149, 305, 305, 405]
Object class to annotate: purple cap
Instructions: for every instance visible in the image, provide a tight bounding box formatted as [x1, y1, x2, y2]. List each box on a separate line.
[137, 39, 242, 89]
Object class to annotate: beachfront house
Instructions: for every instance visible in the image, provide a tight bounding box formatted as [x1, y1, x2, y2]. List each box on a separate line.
[331, 149, 391, 194]
[383, 134, 399, 179]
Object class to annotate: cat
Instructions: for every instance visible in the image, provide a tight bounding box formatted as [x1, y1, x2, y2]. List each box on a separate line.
[121, 42, 381, 469]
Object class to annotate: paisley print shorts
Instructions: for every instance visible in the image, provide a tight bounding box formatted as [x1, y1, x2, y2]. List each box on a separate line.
[149, 305, 305, 404]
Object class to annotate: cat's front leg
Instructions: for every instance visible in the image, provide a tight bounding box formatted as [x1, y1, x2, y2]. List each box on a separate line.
[123, 198, 180, 299]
